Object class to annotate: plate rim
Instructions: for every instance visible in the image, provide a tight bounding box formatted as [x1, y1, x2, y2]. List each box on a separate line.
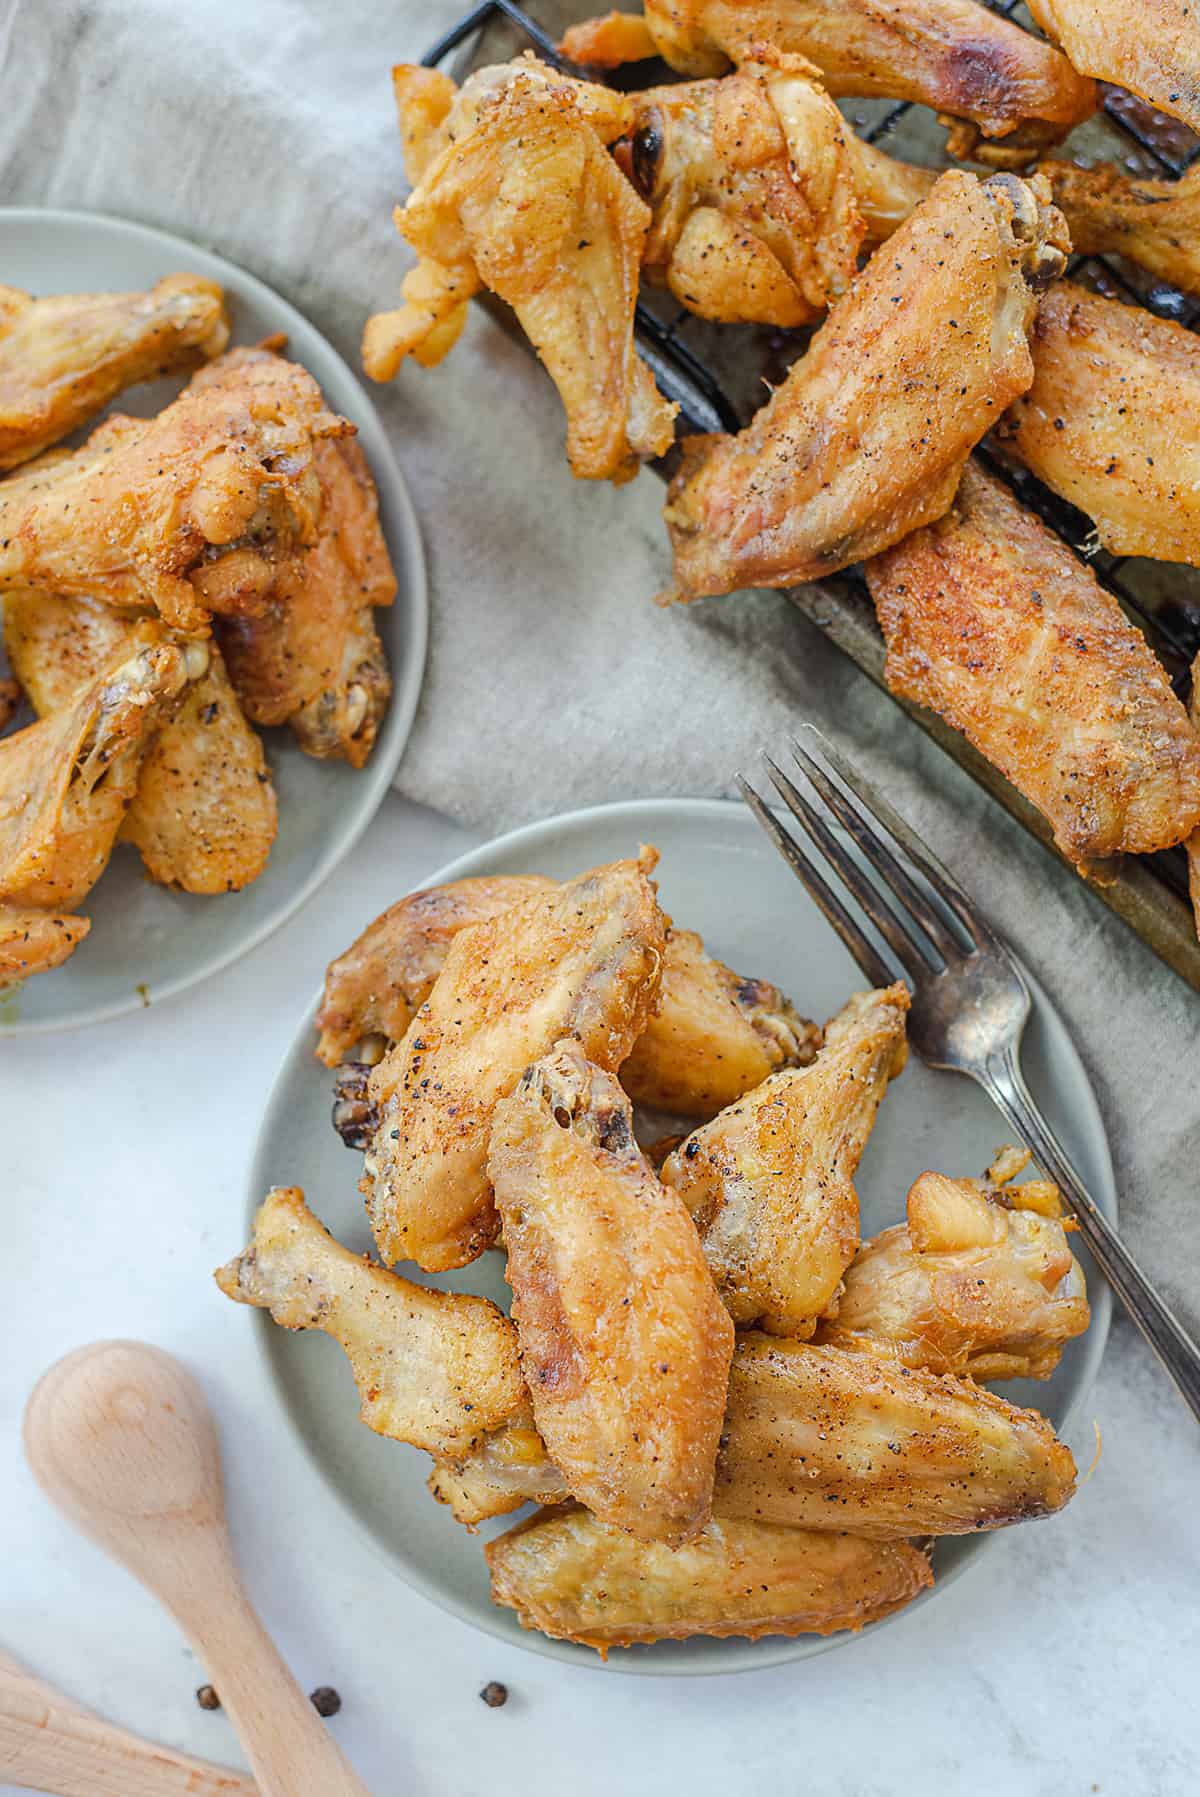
[0, 204, 428, 1036]
[244, 794, 1116, 1676]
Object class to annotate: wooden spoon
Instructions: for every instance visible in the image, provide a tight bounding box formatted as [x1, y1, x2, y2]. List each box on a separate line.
[23, 1340, 372, 1797]
[0, 1649, 256, 1795]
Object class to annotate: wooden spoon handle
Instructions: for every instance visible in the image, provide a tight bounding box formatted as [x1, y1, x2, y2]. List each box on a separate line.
[0, 1652, 256, 1796]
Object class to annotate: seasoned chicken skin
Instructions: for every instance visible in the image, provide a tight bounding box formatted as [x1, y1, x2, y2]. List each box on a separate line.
[1003, 282, 1200, 566]
[362, 852, 666, 1270]
[0, 358, 351, 632]
[818, 1156, 1089, 1380]
[715, 1335, 1077, 1536]
[867, 460, 1200, 866]
[1039, 162, 1200, 302]
[4, 591, 277, 894]
[214, 1187, 523, 1461]
[0, 903, 90, 981]
[1026, 0, 1200, 134]
[489, 1043, 735, 1546]
[487, 1508, 933, 1650]
[661, 983, 909, 1335]
[0, 275, 229, 472]
[662, 172, 1069, 603]
[562, 1, 1095, 159]
[364, 59, 676, 482]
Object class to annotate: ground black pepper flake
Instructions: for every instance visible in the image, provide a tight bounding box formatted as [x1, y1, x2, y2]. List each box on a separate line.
[480, 1681, 508, 1708]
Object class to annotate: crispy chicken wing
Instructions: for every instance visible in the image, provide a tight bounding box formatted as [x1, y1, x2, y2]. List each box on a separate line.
[715, 1334, 1077, 1536]
[361, 852, 666, 1271]
[660, 984, 908, 1335]
[0, 903, 90, 980]
[1026, 0, 1200, 134]
[489, 1042, 734, 1545]
[428, 1403, 572, 1524]
[0, 275, 229, 473]
[562, 1, 1095, 160]
[1039, 162, 1200, 300]
[1003, 281, 1200, 565]
[662, 172, 1069, 603]
[0, 358, 351, 632]
[214, 1187, 524, 1460]
[818, 1155, 1089, 1380]
[0, 636, 197, 915]
[487, 1508, 932, 1650]
[867, 460, 1200, 866]
[4, 591, 277, 893]
[364, 59, 676, 482]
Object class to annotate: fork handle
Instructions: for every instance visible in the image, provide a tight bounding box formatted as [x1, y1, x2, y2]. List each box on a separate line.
[983, 1049, 1200, 1421]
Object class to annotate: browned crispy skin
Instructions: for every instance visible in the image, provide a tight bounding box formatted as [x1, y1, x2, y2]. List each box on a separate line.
[214, 1187, 524, 1460]
[818, 1160, 1090, 1380]
[562, 1, 1095, 158]
[1040, 162, 1200, 300]
[487, 1508, 933, 1650]
[4, 591, 277, 894]
[1188, 657, 1200, 941]
[0, 903, 90, 980]
[489, 1043, 735, 1545]
[661, 984, 908, 1335]
[662, 172, 1068, 603]
[0, 275, 230, 472]
[0, 358, 351, 632]
[1004, 281, 1200, 565]
[0, 676, 21, 731]
[715, 1335, 1077, 1536]
[1026, 0, 1200, 134]
[867, 460, 1200, 865]
[361, 853, 666, 1271]
[365, 60, 676, 481]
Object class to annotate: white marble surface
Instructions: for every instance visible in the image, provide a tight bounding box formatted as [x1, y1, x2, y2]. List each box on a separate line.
[2, 791, 1198, 1797]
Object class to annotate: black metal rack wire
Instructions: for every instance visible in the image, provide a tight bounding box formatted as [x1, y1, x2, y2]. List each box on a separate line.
[419, 0, 1200, 984]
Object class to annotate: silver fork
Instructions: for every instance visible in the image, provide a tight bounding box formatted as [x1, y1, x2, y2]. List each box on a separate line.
[739, 725, 1200, 1421]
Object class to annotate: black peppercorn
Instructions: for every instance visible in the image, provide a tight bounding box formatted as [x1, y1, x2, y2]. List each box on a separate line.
[310, 1686, 342, 1717]
[196, 1684, 221, 1711]
[480, 1681, 508, 1709]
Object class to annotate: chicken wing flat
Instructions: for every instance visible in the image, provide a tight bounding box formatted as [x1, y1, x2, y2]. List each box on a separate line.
[1026, 0, 1200, 134]
[661, 983, 908, 1335]
[1003, 281, 1200, 565]
[487, 1508, 932, 1650]
[714, 1334, 1077, 1536]
[1190, 661, 1200, 940]
[0, 636, 197, 915]
[364, 59, 677, 482]
[4, 591, 277, 894]
[489, 1043, 734, 1545]
[362, 852, 666, 1270]
[0, 358, 351, 632]
[0, 903, 90, 981]
[215, 1186, 524, 1461]
[1039, 162, 1200, 301]
[562, 1, 1095, 160]
[866, 460, 1200, 866]
[661, 172, 1069, 603]
[0, 275, 230, 473]
[818, 1155, 1089, 1380]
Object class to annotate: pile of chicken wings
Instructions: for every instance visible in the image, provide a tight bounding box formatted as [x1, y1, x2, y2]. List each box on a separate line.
[364, 2, 1200, 935]
[0, 282, 398, 984]
[217, 852, 1090, 1652]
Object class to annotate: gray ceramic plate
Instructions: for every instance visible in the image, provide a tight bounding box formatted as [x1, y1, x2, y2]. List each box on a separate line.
[246, 797, 1115, 1675]
[0, 207, 426, 1035]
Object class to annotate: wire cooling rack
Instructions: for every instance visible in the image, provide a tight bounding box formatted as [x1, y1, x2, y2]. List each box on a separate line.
[420, 0, 1200, 989]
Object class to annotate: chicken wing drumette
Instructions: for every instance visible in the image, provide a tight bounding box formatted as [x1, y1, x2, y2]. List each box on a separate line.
[1039, 161, 1200, 301]
[0, 274, 229, 472]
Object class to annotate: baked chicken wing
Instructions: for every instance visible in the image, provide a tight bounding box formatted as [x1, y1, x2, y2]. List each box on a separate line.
[0, 358, 351, 632]
[4, 591, 277, 894]
[1003, 281, 1200, 566]
[561, 1, 1095, 161]
[364, 58, 676, 482]
[661, 984, 908, 1335]
[487, 1508, 932, 1650]
[1190, 661, 1200, 941]
[489, 1042, 734, 1545]
[1039, 162, 1200, 301]
[662, 172, 1069, 603]
[361, 852, 666, 1271]
[818, 1153, 1089, 1380]
[715, 1334, 1077, 1536]
[0, 275, 229, 472]
[214, 1187, 524, 1460]
[0, 903, 90, 981]
[1026, 0, 1200, 134]
[866, 459, 1200, 866]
